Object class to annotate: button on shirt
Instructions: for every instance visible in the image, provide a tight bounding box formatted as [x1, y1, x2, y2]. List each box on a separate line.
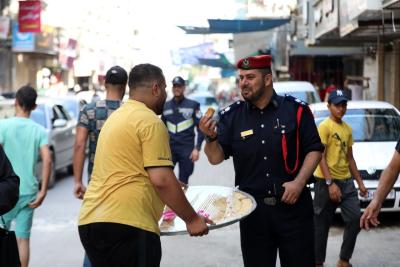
[217, 91, 324, 198]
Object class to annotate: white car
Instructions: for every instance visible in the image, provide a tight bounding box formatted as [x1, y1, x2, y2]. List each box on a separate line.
[310, 101, 400, 211]
[187, 91, 220, 118]
[0, 97, 76, 188]
[274, 81, 321, 104]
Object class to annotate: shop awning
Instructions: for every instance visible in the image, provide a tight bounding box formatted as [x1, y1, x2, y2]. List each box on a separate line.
[197, 53, 234, 69]
[178, 18, 290, 34]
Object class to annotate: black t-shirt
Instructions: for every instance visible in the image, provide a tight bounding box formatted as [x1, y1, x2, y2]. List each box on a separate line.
[396, 137, 400, 153]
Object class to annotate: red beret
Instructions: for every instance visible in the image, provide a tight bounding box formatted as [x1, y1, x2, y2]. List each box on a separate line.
[236, 55, 272, 70]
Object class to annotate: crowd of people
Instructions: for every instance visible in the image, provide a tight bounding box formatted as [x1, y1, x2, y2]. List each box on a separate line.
[0, 55, 399, 267]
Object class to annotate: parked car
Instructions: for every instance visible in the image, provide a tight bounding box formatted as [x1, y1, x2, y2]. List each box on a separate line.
[0, 97, 76, 188]
[274, 81, 321, 104]
[51, 95, 86, 122]
[187, 91, 220, 119]
[309, 101, 400, 211]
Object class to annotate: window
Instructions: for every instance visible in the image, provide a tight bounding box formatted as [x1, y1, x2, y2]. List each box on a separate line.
[314, 108, 400, 142]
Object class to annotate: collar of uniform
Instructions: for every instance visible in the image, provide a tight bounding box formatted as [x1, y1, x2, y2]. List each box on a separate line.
[246, 90, 281, 112]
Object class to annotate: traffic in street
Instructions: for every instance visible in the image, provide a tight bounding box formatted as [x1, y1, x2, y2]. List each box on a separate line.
[28, 157, 400, 267]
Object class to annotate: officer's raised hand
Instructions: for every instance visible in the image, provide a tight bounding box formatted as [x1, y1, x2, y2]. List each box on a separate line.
[281, 179, 305, 205]
[199, 108, 217, 138]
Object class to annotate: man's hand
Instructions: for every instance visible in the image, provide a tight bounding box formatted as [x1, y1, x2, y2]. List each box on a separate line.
[189, 148, 200, 162]
[358, 182, 368, 198]
[186, 214, 211, 236]
[281, 180, 304, 204]
[28, 191, 46, 209]
[199, 115, 217, 138]
[328, 183, 342, 202]
[74, 182, 87, 199]
[360, 199, 381, 230]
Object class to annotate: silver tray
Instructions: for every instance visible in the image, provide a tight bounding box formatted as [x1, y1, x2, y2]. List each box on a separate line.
[159, 185, 257, 236]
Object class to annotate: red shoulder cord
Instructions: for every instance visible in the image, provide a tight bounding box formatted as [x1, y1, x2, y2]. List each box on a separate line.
[281, 106, 303, 174]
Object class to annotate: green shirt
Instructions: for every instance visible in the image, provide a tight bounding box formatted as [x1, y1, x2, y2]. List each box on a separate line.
[0, 117, 48, 195]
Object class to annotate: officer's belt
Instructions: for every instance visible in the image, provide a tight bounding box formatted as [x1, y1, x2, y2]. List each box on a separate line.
[166, 119, 194, 134]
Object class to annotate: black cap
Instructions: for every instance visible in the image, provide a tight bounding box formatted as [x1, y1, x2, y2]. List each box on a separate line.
[328, 90, 348, 104]
[172, 76, 185, 86]
[105, 66, 128, 85]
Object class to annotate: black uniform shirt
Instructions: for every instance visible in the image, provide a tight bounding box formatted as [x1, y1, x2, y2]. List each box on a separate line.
[161, 97, 204, 149]
[217, 91, 324, 198]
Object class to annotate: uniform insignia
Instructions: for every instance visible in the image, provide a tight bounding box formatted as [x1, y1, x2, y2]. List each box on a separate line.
[240, 129, 253, 138]
[220, 101, 243, 117]
[179, 108, 193, 119]
[284, 95, 308, 106]
[242, 59, 250, 69]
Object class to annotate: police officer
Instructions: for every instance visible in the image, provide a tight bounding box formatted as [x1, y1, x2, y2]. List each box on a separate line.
[199, 55, 324, 267]
[161, 76, 204, 186]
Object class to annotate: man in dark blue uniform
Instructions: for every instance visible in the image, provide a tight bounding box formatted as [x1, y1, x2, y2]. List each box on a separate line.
[199, 55, 324, 267]
[161, 76, 204, 186]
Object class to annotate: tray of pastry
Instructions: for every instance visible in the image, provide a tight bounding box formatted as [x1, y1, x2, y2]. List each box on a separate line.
[159, 185, 256, 236]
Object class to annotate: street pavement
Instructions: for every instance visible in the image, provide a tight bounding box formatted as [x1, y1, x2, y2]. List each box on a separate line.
[29, 155, 400, 267]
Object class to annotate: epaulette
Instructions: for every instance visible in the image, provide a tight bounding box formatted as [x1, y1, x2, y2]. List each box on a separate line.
[219, 100, 244, 117]
[284, 94, 308, 106]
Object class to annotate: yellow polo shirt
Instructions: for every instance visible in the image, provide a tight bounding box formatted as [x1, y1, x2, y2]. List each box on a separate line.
[314, 117, 354, 179]
[78, 100, 173, 235]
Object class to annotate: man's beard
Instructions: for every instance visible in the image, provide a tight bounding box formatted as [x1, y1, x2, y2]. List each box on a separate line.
[155, 100, 165, 115]
[241, 84, 265, 103]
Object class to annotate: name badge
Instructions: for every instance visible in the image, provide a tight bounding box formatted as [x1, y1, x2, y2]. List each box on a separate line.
[240, 129, 253, 139]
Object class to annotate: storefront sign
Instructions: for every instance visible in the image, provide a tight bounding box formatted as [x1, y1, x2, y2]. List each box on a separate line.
[12, 22, 35, 52]
[0, 16, 10, 39]
[18, 1, 41, 33]
[59, 38, 77, 69]
[12, 22, 57, 54]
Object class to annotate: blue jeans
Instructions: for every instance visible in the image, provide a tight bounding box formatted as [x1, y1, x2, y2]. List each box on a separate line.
[83, 252, 91, 267]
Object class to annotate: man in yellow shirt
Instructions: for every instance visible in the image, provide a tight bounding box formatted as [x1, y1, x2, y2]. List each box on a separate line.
[314, 90, 367, 267]
[78, 63, 210, 267]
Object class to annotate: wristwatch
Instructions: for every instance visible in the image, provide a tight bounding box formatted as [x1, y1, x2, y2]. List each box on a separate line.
[205, 135, 217, 143]
[325, 178, 333, 186]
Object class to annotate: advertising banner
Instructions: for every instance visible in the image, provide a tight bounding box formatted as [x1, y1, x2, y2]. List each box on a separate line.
[12, 22, 35, 52]
[18, 1, 41, 33]
[0, 16, 10, 39]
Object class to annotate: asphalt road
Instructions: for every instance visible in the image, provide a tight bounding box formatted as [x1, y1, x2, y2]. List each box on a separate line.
[29, 156, 400, 267]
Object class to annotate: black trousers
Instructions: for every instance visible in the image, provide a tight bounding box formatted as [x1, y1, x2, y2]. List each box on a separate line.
[240, 190, 315, 267]
[78, 222, 161, 267]
[171, 146, 194, 184]
[314, 179, 361, 264]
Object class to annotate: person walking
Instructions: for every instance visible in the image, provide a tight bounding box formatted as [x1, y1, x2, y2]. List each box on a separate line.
[161, 76, 204, 187]
[313, 90, 368, 267]
[360, 138, 400, 230]
[0, 86, 51, 267]
[73, 65, 128, 267]
[199, 55, 324, 267]
[78, 64, 210, 267]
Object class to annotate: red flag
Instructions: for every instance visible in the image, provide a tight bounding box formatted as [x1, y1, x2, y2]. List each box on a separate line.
[18, 1, 41, 33]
